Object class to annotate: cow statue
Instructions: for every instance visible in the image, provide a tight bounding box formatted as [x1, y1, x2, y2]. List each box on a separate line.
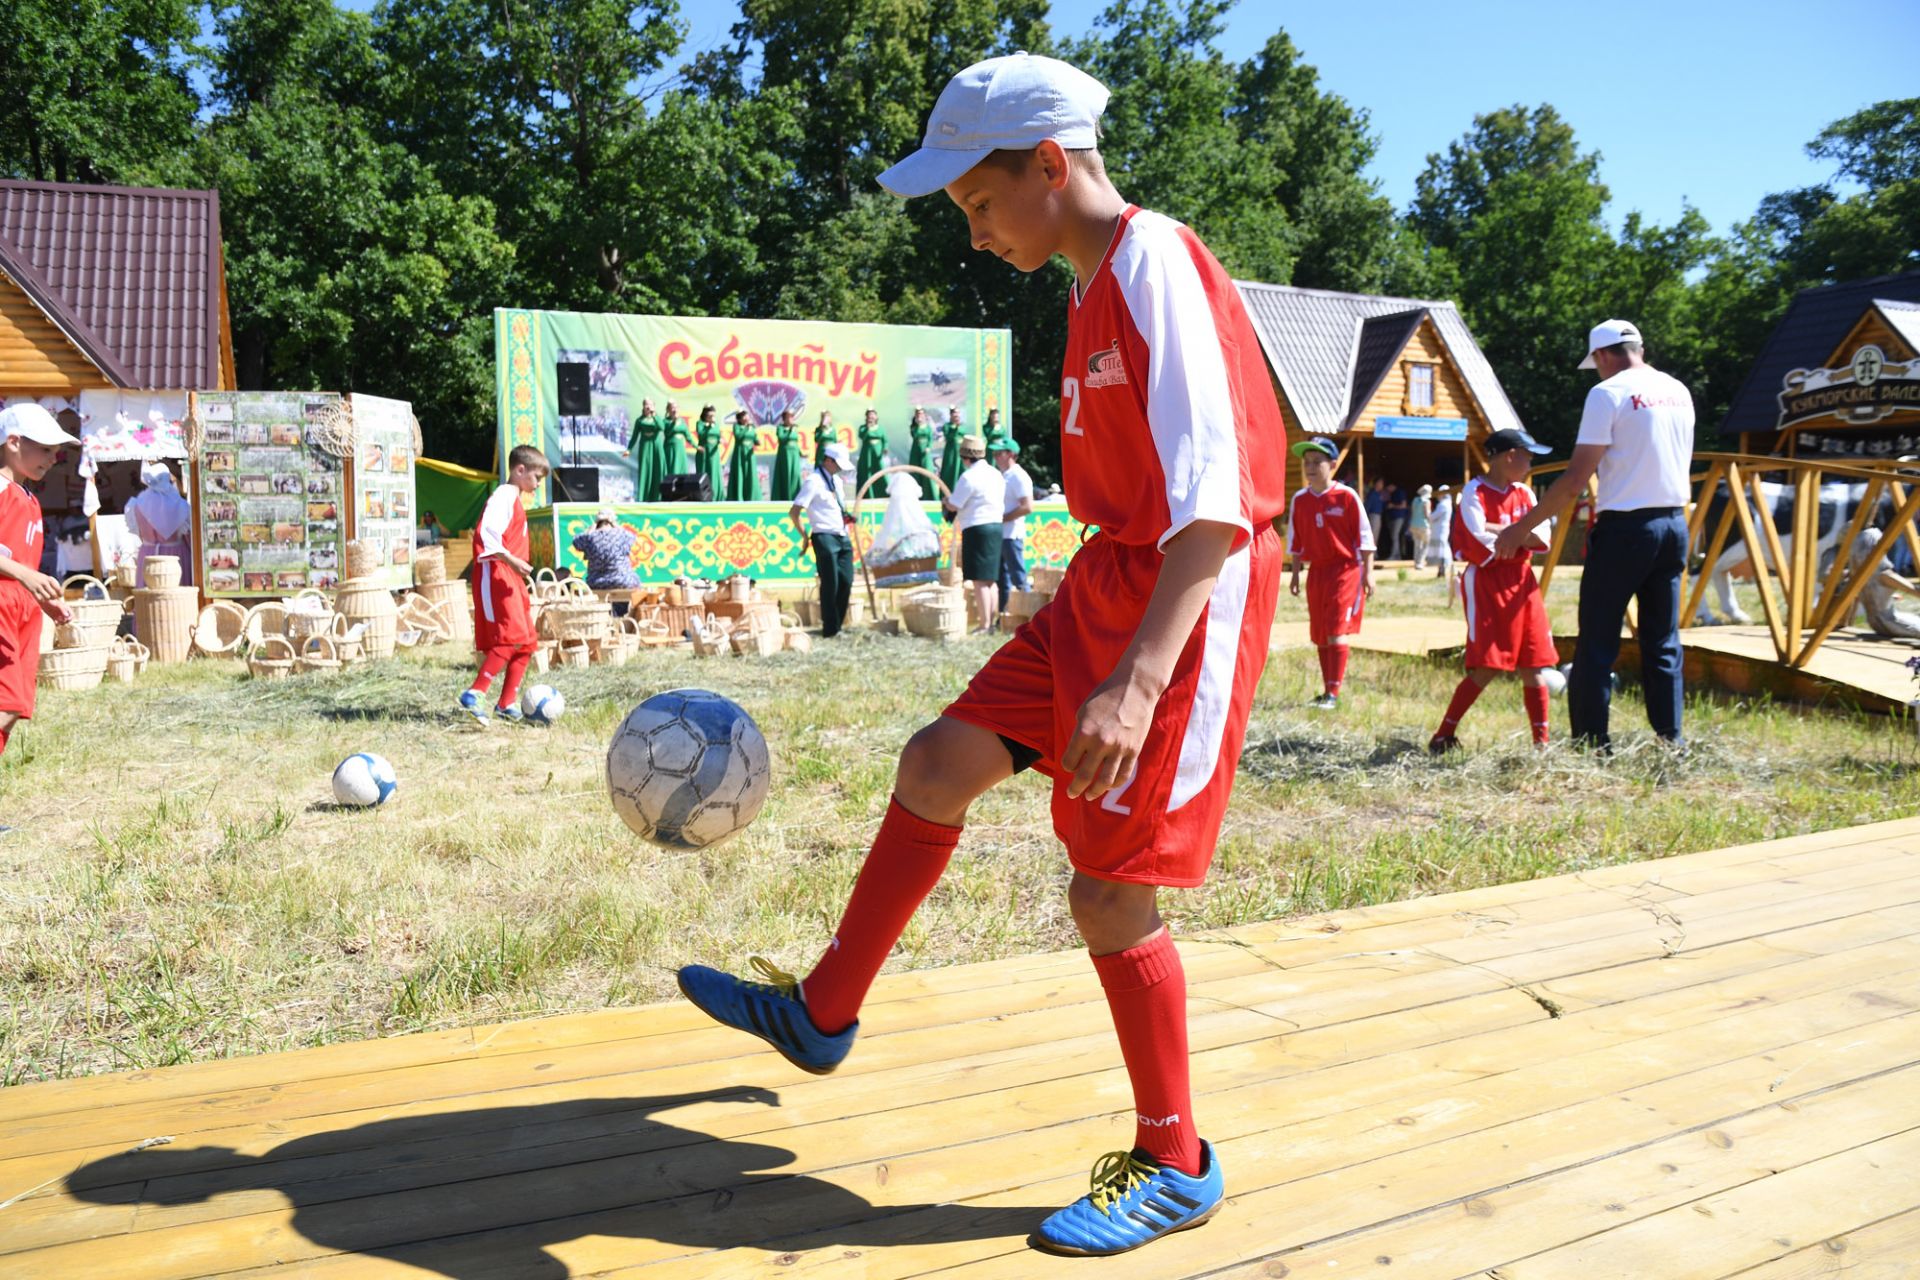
[1691, 478, 1897, 625]
[1850, 527, 1920, 639]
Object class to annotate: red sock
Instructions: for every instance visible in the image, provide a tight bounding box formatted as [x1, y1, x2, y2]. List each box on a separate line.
[1325, 644, 1350, 696]
[496, 647, 534, 709]
[1093, 928, 1201, 1175]
[469, 647, 510, 694]
[1525, 683, 1551, 745]
[802, 797, 960, 1033]
[1437, 677, 1483, 736]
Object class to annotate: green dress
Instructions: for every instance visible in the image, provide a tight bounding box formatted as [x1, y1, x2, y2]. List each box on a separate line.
[771, 423, 804, 503]
[726, 420, 760, 502]
[697, 419, 725, 499]
[627, 413, 666, 503]
[813, 422, 836, 464]
[856, 423, 886, 500]
[907, 419, 935, 500]
[664, 416, 695, 476]
[938, 422, 964, 497]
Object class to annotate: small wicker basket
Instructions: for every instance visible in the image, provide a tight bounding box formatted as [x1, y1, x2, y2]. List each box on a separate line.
[242, 601, 291, 648]
[143, 556, 183, 589]
[901, 585, 967, 640]
[105, 636, 150, 683]
[59, 576, 126, 649]
[248, 635, 296, 680]
[345, 540, 382, 580]
[39, 644, 110, 691]
[413, 545, 447, 585]
[296, 633, 344, 675]
[330, 614, 367, 663]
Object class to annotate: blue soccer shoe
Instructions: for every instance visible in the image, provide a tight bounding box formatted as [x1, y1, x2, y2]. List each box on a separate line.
[494, 703, 525, 724]
[676, 958, 857, 1076]
[1033, 1141, 1224, 1256]
[457, 690, 489, 725]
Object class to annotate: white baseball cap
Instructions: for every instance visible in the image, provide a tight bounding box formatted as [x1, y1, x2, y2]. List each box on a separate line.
[820, 442, 854, 470]
[1578, 319, 1643, 369]
[877, 53, 1111, 198]
[0, 403, 80, 447]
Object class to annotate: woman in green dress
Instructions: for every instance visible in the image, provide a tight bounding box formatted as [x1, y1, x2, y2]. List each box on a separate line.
[726, 410, 760, 502]
[771, 409, 804, 503]
[627, 397, 667, 502]
[938, 407, 965, 497]
[662, 401, 695, 477]
[855, 408, 886, 499]
[695, 405, 725, 500]
[906, 407, 935, 499]
[813, 411, 838, 465]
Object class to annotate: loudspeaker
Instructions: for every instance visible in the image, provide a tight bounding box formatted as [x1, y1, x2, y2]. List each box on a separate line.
[551, 466, 601, 503]
[556, 362, 592, 417]
[660, 473, 712, 503]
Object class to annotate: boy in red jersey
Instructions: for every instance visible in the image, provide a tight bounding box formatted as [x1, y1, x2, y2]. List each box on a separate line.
[1430, 428, 1558, 753]
[1285, 437, 1374, 708]
[458, 445, 547, 726]
[0, 405, 78, 764]
[676, 52, 1287, 1255]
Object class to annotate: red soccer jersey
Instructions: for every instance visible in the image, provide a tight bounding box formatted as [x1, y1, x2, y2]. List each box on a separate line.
[0, 475, 46, 596]
[1060, 206, 1288, 550]
[1285, 483, 1372, 565]
[472, 484, 529, 563]
[1452, 478, 1546, 573]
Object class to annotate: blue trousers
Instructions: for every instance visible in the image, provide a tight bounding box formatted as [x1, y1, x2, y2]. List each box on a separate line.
[997, 536, 1028, 609]
[1570, 508, 1687, 747]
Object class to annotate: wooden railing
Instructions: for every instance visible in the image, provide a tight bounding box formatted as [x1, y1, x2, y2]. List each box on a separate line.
[1528, 452, 1920, 669]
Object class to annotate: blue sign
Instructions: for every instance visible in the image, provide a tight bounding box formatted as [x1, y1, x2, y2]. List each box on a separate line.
[1375, 415, 1468, 441]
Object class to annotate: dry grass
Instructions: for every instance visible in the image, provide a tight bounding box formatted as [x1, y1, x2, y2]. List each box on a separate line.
[1, 589, 1915, 1085]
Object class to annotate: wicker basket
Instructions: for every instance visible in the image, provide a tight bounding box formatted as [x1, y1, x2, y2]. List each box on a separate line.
[336, 581, 398, 659]
[901, 585, 967, 640]
[248, 635, 296, 680]
[530, 641, 555, 673]
[936, 565, 964, 587]
[413, 580, 472, 644]
[242, 601, 292, 648]
[1028, 566, 1066, 593]
[345, 540, 382, 580]
[690, 621, 732, 657]
[285, 591, 336, 642]
[109, 562, 139, 591]
[398, 593, 453, 643]
[330, 614, 367, 663]
[38, 644, 109, 691]
[105, 636, 150, 683]
[555, 641, 591, 669]
[193, 601, 250, 657]
[413, 545, 447, 585]
[134, 586, 198, 663]
[730, 627, 783, 657]
[143, 556, 183, 590]
[1006, 589, 1054, 616]
[541, 593, 613, 644]
[59, 576, 126, 649]
[441, 540, 473, 580]
[296, 634, 343, 675]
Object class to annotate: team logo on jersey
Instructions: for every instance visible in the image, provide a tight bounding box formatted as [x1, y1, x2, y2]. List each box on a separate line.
[1085, 340, 1128, 389]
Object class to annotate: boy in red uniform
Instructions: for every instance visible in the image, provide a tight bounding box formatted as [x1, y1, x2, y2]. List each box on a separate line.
[1430, 427, 1558, 753]
[0, 405, 78, 764]
[1285, 437, 1373, 708]
[458, 445, 547, 726]
[676, 53, 1287, 1255]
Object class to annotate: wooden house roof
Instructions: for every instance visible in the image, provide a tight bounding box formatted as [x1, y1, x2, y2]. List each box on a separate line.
[1722, 271, 1920, 437]
[0, 179, 231, 390]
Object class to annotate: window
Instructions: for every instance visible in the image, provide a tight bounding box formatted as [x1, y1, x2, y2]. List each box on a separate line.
[1407, 363, 1436, 412]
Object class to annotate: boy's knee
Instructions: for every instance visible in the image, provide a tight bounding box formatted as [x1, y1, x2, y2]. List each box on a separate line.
[1068, 874, 1160, 952]
[894, 723, 971, 824]
[0, 710, 18, 732]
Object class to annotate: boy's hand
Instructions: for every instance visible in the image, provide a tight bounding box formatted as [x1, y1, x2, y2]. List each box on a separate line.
[1289, 569, 1301, 597]
[41, 598, 73, 623]
[22, 569, 63, 603]
[1062, 669, 1156, 802]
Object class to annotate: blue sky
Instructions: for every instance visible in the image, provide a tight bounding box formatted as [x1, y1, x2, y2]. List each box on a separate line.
[684, 0, 1919, 237]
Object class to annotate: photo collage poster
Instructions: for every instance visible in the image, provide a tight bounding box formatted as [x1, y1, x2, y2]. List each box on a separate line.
[194, 391, 347, 597]
[348, 394, 418, 590]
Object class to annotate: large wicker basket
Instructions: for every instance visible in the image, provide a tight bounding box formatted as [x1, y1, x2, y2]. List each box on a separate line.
[538, 579, 613, 644]
[38, 644, 109, 691]
[134, 586, 198, 663]
[193, 601, 250, 658]
[59, 576, 126, 649]
[900, 585, 967, 640]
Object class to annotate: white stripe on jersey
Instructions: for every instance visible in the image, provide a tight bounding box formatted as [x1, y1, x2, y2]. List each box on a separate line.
[1110, 211, 1250, 551]
[1463, 565, 1477, 642]
[1169, 541, 1251, 812]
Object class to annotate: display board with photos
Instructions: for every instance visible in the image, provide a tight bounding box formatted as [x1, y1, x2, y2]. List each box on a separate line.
[193, 391, 348, 597]
[348, 394, 418, 589]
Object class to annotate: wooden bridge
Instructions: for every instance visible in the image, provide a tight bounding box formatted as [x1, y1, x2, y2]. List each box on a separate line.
[4, 816, 1919, 1278]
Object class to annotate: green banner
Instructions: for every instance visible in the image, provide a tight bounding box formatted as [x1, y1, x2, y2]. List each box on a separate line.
[530, 502, 1086, 583]
[496, 308, 1011, 503]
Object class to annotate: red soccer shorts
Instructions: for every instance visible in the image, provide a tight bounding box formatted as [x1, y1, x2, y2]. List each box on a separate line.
[471, 559, 536, 651]
[945, 525, 1282, 887]
[0, 589, 43, 719]
[1461, 563, 1558, 671]
[1306, 558, 1365, 646]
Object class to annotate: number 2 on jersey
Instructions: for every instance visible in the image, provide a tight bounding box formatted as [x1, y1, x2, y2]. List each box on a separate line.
[1062, 375, 1084, 436]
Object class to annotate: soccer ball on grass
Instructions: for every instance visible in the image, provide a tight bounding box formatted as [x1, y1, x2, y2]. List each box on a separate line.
[332, 752, 398, 807]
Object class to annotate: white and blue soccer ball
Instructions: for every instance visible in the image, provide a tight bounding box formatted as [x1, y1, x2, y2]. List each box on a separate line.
[606, 689, 771, 849]
[332, 752, 398, 808]
[521, 683, 566, 724]
[1542, 665, 1569, 696]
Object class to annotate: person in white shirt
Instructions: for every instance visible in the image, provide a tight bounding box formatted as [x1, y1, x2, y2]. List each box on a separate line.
[992, 436, 1034, 612]
[943, 435, 1006, 634]
[1428, 485, 1455, 584]
[1494, 319, 1696, 748]
[791, 442, 858, 637]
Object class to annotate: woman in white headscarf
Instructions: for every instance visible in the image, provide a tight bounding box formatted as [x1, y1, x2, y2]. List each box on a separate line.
[124, 461, 194, 586]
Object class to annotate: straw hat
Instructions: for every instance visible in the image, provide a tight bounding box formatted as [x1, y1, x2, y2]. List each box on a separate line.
[960, 434, 989, 459]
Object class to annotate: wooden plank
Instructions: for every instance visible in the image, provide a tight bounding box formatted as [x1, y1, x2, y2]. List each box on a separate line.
[1718, 1205, 1920, 1279]
[1793, 482, 1920, 670]
[1683, 461, 1741, 626]
[1789, 467, 1818, 651]
[1808, 473, 1887, 636]
[1725, 463, 1788, 659]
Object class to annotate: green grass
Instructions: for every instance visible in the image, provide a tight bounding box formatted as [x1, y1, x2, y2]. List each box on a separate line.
[1, 603, 1916, 1085]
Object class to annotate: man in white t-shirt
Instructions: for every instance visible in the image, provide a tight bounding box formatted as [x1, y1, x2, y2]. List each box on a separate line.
[993, 435, 1034, 611]
[791, 442, 858, 637]
[944, 434, 1006, 634]
[1494, 319, 1696, 748]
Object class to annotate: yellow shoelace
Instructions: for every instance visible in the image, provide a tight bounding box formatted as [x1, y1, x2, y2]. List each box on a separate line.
[746, 956, 802, 998]
[1087, 1150, 1158, 1214]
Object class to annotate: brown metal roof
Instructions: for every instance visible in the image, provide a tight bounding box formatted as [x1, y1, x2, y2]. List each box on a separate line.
[0, 179, 230, 390]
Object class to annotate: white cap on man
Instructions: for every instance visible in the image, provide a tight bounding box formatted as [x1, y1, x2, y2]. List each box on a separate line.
[1578, 319, 1643, 370]
[0, 402, 81, 447]
[877, 53, 1111, 198]
[820, 442, 854, 471]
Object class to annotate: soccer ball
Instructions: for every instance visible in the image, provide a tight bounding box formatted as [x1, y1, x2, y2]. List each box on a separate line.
[1541, 665, 1569, 696]
[521, 683, 566, 724]
[606, 689, 771, 849]
[332, 752, 398, 807]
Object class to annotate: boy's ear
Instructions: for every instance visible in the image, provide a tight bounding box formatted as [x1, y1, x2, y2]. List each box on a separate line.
[1035, 139, 1072, 191]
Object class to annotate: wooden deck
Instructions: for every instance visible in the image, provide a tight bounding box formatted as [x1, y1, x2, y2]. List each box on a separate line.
[1270, 613, 1466, 657]
[5, 817, 1920, 1278]
[1669, 624, 1919, 713]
